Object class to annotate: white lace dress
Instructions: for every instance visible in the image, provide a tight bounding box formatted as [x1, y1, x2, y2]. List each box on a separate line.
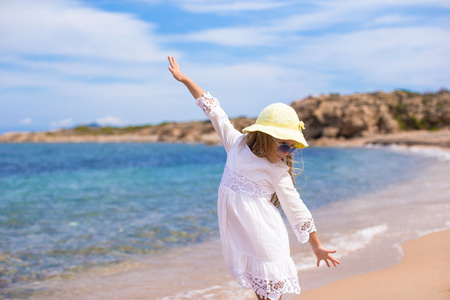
[196, 93, 316, 300]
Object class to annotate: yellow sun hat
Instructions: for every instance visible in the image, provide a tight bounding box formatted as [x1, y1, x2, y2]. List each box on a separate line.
[242, 103, 308, 149]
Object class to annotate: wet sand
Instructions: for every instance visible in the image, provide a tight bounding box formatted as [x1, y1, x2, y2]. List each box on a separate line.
[297, 229, 450, 300]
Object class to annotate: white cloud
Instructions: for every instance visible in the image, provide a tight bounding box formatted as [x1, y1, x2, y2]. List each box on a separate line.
[371, 14, 418, 25]
[181, 27, 279, 47]
[95, 116, 127, 127]
[136, 0, 293, 13]
[348, 0, 450, 8]
[51, 118, 74, 129]
[0, 0, 169, 62]
[307, 0, 450, 15]
[0, 0, 178, 129]
[176, 0, 292, 13]
[20, 117, 32, 125]
[175, 0, 449, 48]
[288, 26, 450, 88]
[0, 57, 163, 92]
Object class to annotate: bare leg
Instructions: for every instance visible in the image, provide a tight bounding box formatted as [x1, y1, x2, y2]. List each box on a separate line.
[255, 292, 282, 300]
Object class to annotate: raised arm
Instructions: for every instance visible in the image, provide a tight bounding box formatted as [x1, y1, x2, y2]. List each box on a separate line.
[168, 56, 242, 152]
[168, 56, 205, 99]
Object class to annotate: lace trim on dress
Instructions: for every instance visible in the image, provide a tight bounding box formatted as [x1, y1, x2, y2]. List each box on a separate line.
[195, 92, 220, 116]
[231, 270, 301, 300]
[292, 218, 316, 243]
[220, 166, 272, 200]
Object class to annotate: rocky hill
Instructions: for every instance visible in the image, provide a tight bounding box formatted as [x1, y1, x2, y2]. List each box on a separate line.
[0, 117, 256, 145]
[1, 89, 449, 147]
[292, 89, 449, 140]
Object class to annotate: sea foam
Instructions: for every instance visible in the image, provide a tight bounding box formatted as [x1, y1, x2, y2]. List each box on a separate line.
[294, 224, 388, 271]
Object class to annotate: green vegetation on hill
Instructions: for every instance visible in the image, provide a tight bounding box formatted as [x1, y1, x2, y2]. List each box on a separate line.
[68, 124, 155, 136]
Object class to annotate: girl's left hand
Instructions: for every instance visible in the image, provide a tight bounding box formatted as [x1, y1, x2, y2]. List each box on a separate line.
[313, 245, 340, 267]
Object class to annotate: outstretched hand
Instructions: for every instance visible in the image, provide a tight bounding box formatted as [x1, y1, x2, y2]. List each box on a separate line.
[167, 56, 205, 99]
[313, 245, 340, 267]
[168, 56, 188, 82]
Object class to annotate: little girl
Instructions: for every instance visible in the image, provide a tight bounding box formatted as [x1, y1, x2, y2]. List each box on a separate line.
[168, 56, 340, 300]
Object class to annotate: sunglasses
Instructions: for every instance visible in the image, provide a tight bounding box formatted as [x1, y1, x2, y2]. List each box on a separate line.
[272, 137, 297, 155]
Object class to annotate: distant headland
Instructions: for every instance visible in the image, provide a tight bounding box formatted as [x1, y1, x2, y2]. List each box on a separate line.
[1, 89, 449, 148]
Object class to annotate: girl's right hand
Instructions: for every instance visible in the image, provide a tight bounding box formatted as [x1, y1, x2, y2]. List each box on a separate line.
[168, 56, 188, 82]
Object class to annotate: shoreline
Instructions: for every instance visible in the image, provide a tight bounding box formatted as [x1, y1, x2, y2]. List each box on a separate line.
[308, 129, 450, 149]
[1, 129, 450, 150]
[296, 229, 450, 300]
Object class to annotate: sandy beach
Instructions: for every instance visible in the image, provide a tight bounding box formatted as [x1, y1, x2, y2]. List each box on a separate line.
[297, 229, 450, 300]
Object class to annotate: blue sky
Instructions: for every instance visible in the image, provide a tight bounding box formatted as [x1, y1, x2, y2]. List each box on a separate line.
[1, 0, 449, 133]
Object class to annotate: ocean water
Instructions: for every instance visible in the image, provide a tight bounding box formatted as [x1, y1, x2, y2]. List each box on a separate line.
[0, 143, 442, 298]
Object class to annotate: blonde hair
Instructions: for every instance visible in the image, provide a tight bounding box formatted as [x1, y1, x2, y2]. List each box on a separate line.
[246, 131, 303, 208]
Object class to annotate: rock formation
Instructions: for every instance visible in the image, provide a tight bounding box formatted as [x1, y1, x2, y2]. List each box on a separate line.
[291, 89, 450, 140]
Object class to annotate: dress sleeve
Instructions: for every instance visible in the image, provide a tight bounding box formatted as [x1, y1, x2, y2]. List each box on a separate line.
[195, 92, 242, 153]
[274, 171, 316, 243]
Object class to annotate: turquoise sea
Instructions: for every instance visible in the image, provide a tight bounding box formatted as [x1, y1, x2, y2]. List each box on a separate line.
[0, 143, 434, 298]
